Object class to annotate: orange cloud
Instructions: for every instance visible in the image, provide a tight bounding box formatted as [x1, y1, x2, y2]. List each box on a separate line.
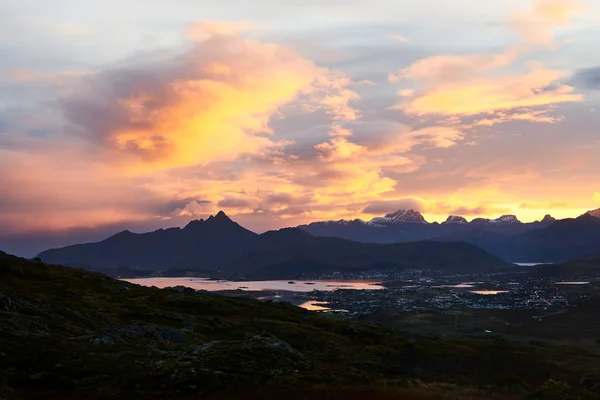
[390, 0, 586, 127]
[395, 66, 583, 117]
[328, 123, 353, 137]
[473, 109, 564, 126]
[60, 21, 360, 175]
[398, 52, 518, 83]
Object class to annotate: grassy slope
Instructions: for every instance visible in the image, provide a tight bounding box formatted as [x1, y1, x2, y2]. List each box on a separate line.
[1, 251, 599, 399]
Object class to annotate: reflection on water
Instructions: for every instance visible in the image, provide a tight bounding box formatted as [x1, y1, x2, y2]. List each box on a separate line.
[299, 301, 330, 311]
[515, 262, 550, 266]
[124, 277, 384, 293]
[432, 284, 475, 288]
[470, 290, 510, 295]
[555, 282, 590, 285]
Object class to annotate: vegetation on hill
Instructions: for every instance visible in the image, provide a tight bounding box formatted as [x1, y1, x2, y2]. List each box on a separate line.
[1, 251, 600, 399]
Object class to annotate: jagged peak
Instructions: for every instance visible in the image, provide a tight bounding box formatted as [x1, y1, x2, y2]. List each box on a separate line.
[215, 210, 229, 219]
[470, 217, 491, 224]
[183, 218, 205, 229]
[371, 209, 427, 224]
[494, 214, 522, 224]
[443, 215, 468, 224]
[470, 215, 521, 225]
[541, 214, 556, 223]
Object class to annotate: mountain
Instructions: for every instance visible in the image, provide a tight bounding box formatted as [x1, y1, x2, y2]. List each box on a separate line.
[2, 251, 598, 399]
[39, 211, 260, 275]
[438, 211, 600, 262]
[37, 212, 510, 278]
[442, 215, 468, 225]
[299, 209, 555, 245]
[371, 209, 427, 224]
[534, 254, 600, 278]
[586, 207, 600, 218]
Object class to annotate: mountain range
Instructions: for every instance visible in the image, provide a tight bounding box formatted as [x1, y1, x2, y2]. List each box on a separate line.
[299, 210, 557, 243]
[37, 211, 509, 278]
[299, 208, 600, 262]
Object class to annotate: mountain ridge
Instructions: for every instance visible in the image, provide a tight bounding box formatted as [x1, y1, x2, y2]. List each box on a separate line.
[37, 212, 510, 278]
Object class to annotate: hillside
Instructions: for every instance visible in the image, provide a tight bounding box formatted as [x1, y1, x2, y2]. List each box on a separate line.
[535, 255, 600, 278]
[1, 251, 600, 399]
[37, 213, 510, 278]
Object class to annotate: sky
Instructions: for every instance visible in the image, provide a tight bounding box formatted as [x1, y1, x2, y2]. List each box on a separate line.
[1, 0, 600, 256]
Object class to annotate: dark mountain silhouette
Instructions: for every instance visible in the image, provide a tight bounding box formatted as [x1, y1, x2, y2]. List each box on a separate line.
[534, 254, 600, 278]
[37, 212, 509, 278]
[299, 209, 556, 245]
[432, 210, 600, 262]
[298, 208, 600, 262]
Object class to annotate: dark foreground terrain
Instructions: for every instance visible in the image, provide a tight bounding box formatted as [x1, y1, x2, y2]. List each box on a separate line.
[1, 251, 600, 400]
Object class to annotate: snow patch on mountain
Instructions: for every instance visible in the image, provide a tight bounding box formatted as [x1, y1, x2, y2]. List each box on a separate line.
[370, 209, 427, 225]
[442, 215, 468, 224]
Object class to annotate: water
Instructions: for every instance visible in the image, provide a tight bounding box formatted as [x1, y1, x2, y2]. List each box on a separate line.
[515, 262, 550, 266]
[299, 301, 330, 311]
[432, 284, 475, 288]
[555, 282, 590, 285]
[470, 290, 510, 295]
[125, 277, 384, 293]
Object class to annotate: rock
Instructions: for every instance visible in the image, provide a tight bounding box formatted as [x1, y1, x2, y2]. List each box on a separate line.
[0, 291, 12, 310]
[91, 336, 116, 345]
[155, 328, 189, 344]
[192, 341, 220, 354]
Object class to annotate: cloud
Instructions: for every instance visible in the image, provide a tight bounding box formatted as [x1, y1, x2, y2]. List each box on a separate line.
[58, 21, 360, 174]
[519, 201, 569, 210]
[409, 127, 464, 149]
[428, 203, 512, 217]
[472, 109, 566, 126]
[391, 34, 410, 43]
[315, 137, 367, 161]
[362, 198, 426, 214]
[328, 123, 353, 137]
[571, 65, 600, 90]
[217, 197, 251, 208]
[398, 89, 415, 97]
[265, 193, 294, 205]
[510, 0, 583, 47]
[389, 0, 586, 127]
[394, 66, 583, 117]
[397, 52, 517, 83]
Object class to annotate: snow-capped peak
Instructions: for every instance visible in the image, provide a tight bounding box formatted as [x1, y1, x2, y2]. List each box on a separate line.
[585, 208, 600, 218]
[470, 215, 521, 225]
[494, 214, 522, 224]
[442, 215, 468, 224]
[370, 209, 427, 225]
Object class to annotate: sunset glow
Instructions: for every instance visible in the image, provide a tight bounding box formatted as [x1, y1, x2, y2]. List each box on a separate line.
[1, 0, 599, 255]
